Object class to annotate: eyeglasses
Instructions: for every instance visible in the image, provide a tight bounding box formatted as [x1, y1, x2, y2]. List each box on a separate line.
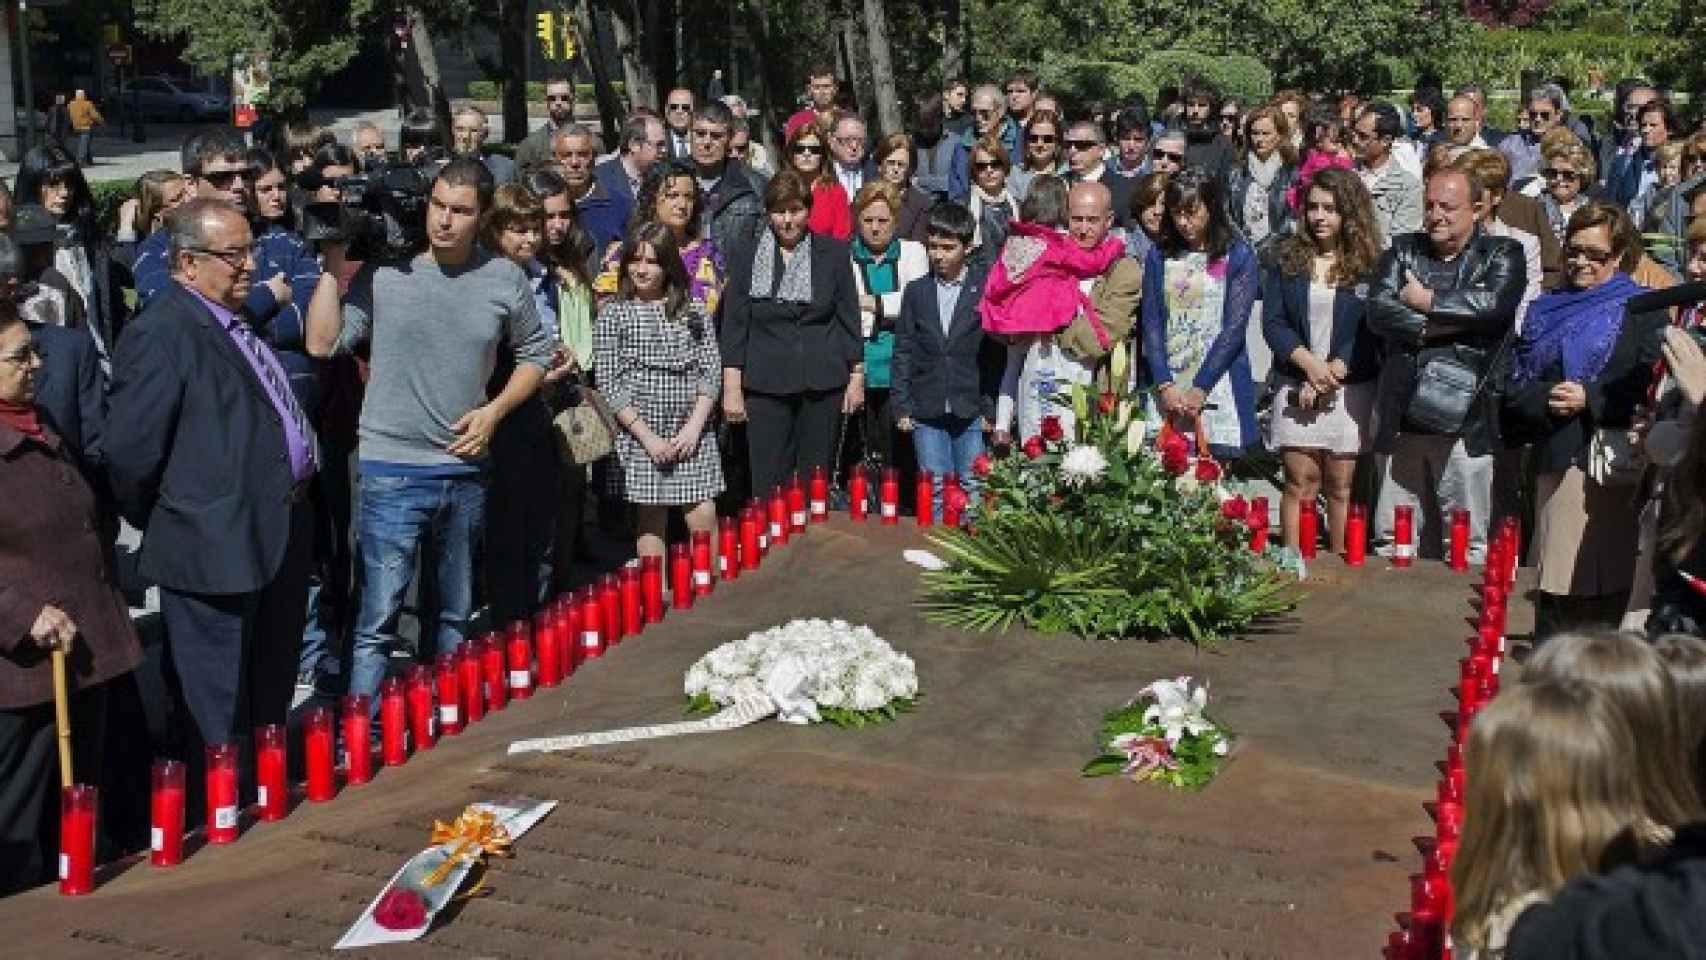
[1530, 110, 1555, 121]
[1152, 149, 1184, 163]
[691, 127, 729, 140]
[1564, 244, 1617, 264]
[973, 161, 1001, 172]
[1065, 139, 1099, 151]
[200, 168, 255, 189]
[791, 144, 824, 156]
[1540, 167, 1582, 182]
[973, 108, 997, 119]
[0, 343, 39, 365]
[666, 103, 693, 112]
[1027, 134, 1056, 144]
[190, 244, 257, 271]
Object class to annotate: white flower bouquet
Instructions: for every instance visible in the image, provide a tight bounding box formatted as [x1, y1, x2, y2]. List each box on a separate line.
[1081, 676, 1232, 790]
[684, 618, 919, 727]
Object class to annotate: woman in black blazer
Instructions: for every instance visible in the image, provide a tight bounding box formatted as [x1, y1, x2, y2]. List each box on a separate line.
[1500, 202, 1666, 637]
[721, 170, 864, 498]
[1261, 167, 1384, 555]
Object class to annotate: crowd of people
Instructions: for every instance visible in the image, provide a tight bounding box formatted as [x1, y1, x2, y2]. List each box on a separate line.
[1, 59, 1705, 944]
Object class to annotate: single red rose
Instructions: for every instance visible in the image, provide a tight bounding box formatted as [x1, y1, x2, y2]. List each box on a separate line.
[1097, 391, 1117, 415]
[1195, 458, 1222, 484]
[1220, 495, 1249, 521]
[944, 485, 971, 512]
[1040, 415, 1064, 442]
[1159, 430, 1189, 459]
[1161, 446, 1190, 475]
[1022, 435, 1046, 460]
[373, 887, 430, 931]
[971, 452, 994, 478]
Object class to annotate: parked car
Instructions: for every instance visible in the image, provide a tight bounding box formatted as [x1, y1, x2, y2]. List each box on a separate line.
[119, 76, 230, 123]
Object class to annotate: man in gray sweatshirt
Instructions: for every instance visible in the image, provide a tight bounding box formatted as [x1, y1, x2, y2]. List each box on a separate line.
[306, 157, 551, 704]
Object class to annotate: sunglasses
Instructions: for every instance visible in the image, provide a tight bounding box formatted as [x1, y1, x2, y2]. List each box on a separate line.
[1065, 139, 1098, 151]
[973, 161, 1001, 172]
[1540, 167, 1582, 181]
[201, 168, 256, 189]
[1530, 110, 1555, 120]
[546, 94, 574, 103]
[792, 144, 824, 155]
[1027, 134, 1056, 144]
[1564, 244, 1617, 264]
[667, 103, 693, 112]
[1152, 149, 1184, 163]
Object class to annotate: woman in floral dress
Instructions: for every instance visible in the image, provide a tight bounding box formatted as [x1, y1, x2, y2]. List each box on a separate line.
[1141, 168, 1259, 460]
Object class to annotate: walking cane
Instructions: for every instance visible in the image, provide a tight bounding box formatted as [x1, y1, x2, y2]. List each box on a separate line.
[53, 647, 73, 788]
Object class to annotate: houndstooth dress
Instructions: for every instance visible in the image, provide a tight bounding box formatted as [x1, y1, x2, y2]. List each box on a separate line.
[594, 299, 725, 505]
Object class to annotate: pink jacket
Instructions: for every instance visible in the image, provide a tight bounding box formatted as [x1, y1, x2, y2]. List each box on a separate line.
[979, 221, 1124, 343]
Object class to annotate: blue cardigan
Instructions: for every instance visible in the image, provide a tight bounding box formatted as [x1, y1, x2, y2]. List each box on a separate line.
[1259, 267, 1382, 385]
[1141, 241, 1259, 454]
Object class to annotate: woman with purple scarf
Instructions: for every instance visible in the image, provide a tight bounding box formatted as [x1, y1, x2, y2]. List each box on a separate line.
[1500, 202, 1669, 638]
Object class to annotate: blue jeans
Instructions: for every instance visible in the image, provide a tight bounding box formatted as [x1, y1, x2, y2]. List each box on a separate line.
[909, 415, 984, 522]
[349, 472, 485, 704]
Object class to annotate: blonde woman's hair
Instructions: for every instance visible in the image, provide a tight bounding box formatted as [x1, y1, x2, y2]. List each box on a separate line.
[1653, 633, 1706, 804]
[134, 170, 185, 236]
[1540, 127, 1597, 181]
[851, 179, 902, 220]
[1522, 629, 1706, 824]
[1450, 680, 1663, 952]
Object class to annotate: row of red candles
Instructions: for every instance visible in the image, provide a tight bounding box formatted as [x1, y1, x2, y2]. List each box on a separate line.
[59, 463, 960, 895]
[1243, 499, 1476, 570]
[1384, 515, 1521, 959]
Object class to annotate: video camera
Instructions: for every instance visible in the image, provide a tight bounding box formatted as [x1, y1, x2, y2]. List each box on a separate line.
[300, 153, 448, 262]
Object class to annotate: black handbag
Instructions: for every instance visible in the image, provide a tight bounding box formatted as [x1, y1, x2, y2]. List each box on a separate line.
[1403, 335, 1511, 435]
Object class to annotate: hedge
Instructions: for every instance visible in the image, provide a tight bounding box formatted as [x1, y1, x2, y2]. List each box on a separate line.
[465, 80, 624, 103]
[1038, 51, 1274, 114]
[91, 179, 136, 234]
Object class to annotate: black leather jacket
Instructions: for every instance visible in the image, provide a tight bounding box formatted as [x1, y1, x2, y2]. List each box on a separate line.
[1366, 228, 1526, 455]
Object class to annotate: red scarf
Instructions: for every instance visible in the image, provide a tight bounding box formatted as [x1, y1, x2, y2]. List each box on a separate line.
[0, 399, 45, 442]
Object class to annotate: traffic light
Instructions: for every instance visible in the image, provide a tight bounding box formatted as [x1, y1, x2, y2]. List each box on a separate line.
[536, 12, 555, 60]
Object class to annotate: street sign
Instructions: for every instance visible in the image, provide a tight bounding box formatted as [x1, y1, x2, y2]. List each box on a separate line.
[107, 44, 132, 67]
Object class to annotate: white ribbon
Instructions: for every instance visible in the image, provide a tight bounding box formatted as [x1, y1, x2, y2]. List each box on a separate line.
[505, 696, 777, 755]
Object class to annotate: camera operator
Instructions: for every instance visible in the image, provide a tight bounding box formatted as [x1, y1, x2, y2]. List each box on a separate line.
[305, 157, 551, 707]
[133, 128, 321, 411]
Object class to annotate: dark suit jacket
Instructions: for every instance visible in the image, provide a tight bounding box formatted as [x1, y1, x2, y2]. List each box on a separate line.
[594, 156, 638, 209]
[1260, 270, 1382, 385]
[891, 268, 1002, 423]
[27, 322, 104, 474]
[720, 233, 862, 395]
[104, 282, 302, 595]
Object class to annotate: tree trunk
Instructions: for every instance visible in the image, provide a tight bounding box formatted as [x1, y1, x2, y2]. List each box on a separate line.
[604, 0, 658, 112]
[746, 0, 780, 157]
[576, 0, 626, 150]
[834, 5, 871, 128]
[941, 0, 966, 83]
[498, 0, 529, 143]
[861, 0, 901, 136]
[406, 6, 453, 142]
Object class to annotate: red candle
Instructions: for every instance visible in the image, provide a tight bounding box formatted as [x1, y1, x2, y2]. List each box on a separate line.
[1449, 508, 1470, 571]
[1502, 519, 1520, 589]
[768, 486, 790, 545]
[692, 530, 715, 596]
[435, 653, 464, 733]
[641, 556, 666, 623]
[536, 608, 562, 686]
[880, 467, 900, 524]
[1297, 503, 1318, 559]
[1345, 503, 1367, 566]
[941, 473, 964, 528]
[558, 597, 582, 676]
[459, 640, 485, 723]
[579, 588, 605, 659]
[1392, 504, 1415, 568]
[718, 516, 739, 582]
[671, 542, 694, 611]
[916, 469, 935, 527]
[809, 465, 829, 522]
[380, 677, 408, 765]
[406, 664, 436, 750]
[305, 706, 337, 803]
[1437, 775, 1462, 807]
[787, 474, 808, 533]
[619, 567, 644, 639]
[599, 574, 623, 644]
[849, 464, 870, 521]
[739, 507, 761, 569]
[506, 620, 534, 698]
[59, 783, 97, 895]
[1436, 798, 1464, 841]
[254, 723, 288, 821]
[481, 633, 507, 711]
[342, 695, 373, 786]
[150, 759, 185, 867]
[205, 742, 239, 844]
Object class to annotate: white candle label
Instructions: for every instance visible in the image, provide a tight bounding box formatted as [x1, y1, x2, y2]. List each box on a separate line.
[215, 805, 237, 829]
[428, 716, 438, 737]
[811, 500, 826, 516]
[759, 534, 770, 549]
[510, 670, 532, 689]
[769, 522, 783, 538]
[791, 511, 806, 527]
[582, 631, 600, 649]
[59, 854, 69, 879]
[718, 557, 729, 574]
[1395, 543, 1415, 559]
[151, 827, 164, 852]
[439, 704, 460, 724]
[881, 504, 897, 518]
[693, 571, 711, 587]
[257, 786, 269, 808]
[340, 750, 351, 768]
